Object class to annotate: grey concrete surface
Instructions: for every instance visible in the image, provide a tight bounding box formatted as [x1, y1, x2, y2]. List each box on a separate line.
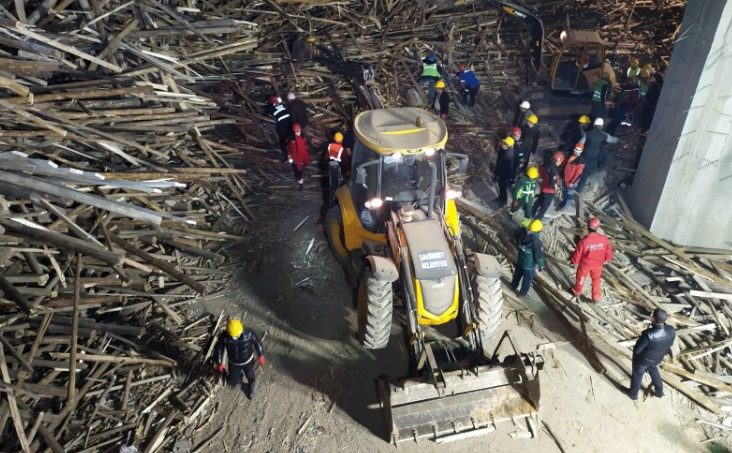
[629, 0, 732, 249]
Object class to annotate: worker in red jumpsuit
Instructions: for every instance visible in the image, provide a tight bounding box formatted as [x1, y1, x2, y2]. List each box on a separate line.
[287, 123, 311, 190]
[570, 217, 613, 302]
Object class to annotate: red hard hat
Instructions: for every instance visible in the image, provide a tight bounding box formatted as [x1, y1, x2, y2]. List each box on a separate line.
[268, 95, 278, 104]
[511, 127, 521, 136]
[458, 64, 466, 71]
[292, 123, 302, 132]
[588, 217, 600, 230]
[552, 152, 565, 163]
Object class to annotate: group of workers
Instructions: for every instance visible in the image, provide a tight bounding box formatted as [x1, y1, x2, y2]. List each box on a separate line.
[418, 54, 481, 115]
[264, 92, 311, 190]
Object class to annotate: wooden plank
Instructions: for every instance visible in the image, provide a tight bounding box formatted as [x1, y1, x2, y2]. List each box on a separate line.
[0, 342, 31, 452]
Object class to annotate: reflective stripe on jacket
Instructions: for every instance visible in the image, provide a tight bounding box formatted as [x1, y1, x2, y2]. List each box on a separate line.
[420, 62, 440, 78]
[328, 143, 343, 162]
[592, 79, 608, 103]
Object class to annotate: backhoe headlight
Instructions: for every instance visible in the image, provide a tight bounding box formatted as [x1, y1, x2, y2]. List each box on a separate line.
[365, 197, 383, 209]
[446, 189, 462, 199]
[425, 148, 435, 156]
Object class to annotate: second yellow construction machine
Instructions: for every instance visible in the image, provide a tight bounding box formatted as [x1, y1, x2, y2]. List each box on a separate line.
[326, 107, 543, 443]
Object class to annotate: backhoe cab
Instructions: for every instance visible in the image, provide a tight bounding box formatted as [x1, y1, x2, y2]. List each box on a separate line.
[326, 108, 543, 443]
[550, 30, 617, 94]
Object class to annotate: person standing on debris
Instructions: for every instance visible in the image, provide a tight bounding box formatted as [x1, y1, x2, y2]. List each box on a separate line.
[521, 114, 540, 159]
[626, 58, 641, 80]
[565, 115, 590, 153]
[511, 219, 545, 298]
[286, 92, 310, 138]
[576, 118, 618, 193]
[287, 123, 311, 190]
[430, 80, 450, 119]
[570, 217, 613, 303]
[607, 78, 641, 135]
[510, 166, 539, 219]
[494, 136, 515, 207]
[627, 308, 676, 400]
[327, 132, 350, 196]
[514, 100, 534, 128]
[531, 152, 564, 221]
[264, 95, 292, 161]
[640, 72, 664, 133]
[511, 127, 528, 176]
[213, 319, 266, 400]
[456, 64, 480, 107]
[590, 72, 612, 122]
[637, 69, 651, 99]
[418, 53, 443, 105]
[560, 143, 586, 211]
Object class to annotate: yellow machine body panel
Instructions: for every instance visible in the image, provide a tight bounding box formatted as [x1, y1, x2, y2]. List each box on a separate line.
[444, 198, 460, 237]
[334, 185, 385, 251]
[353, 107, 448, 156]
[414, 276, 459, 325]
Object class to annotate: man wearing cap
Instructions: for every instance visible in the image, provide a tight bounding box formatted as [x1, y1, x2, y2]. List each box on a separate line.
[494, 136, 515, 207]
[627, 308, 676, 400]
[514, 100, 534, 128]
[213, 319, 266, 400]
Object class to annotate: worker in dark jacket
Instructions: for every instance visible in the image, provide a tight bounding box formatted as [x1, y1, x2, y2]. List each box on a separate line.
[565, 115, 590, 153]
[570, 217, 613, 302]
[561, 143, 586, 210]
[514, 100, 534, 128]
[286, 92, 309, 137]
[213, 319, 265, 400]
[494, 136, 515, 207]
[627, 308, 676, 400]
[264, 95, 291, 161]
[521, 114, 540, 158]
[510, 166, 539, 218]
[531, 152, 564, 221]
[456, 64, 480, 107]
[430, 80, 450, 119]
[511, 220, 545, 297]
[576, 118, 618, 193]
[511, 127, 528, 176]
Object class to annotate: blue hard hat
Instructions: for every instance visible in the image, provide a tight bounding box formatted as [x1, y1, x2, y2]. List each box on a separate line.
[427, 53, 436, 61]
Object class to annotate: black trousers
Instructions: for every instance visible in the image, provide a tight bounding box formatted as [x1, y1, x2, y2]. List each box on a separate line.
[628, 360, 663, 398]
[532, 192, 555, 221]
[229, 361, 256, 390]
[461, 86, 479, 107]
[497, 176, 511, 205]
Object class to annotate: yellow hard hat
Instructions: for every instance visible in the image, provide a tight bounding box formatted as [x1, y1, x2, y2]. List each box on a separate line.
[578, 115, 591, 124]
[630, 58, 639, 68]
[639, 69, 650, 78]
[435, 80, 446, 89]
[502, 136, 515, 147]
[226, 319, 243, 337]
[334, 132, 343, 142]
[529, 219, 543, 233]
[527, 167, 539, 179]
[527, 114, 538, 124]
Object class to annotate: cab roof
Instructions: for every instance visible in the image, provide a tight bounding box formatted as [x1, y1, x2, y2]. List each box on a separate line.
[354, 107, 448, 155]
[563, 30, 606, 46]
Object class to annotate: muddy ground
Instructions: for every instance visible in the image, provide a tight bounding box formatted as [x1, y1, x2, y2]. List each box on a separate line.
[187, 169, 712, 452]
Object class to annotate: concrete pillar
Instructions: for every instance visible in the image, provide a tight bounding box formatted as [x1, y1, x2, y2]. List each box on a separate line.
[629, 0, 732, 249]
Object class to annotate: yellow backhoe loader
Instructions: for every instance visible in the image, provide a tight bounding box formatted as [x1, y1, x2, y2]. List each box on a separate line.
[326, 107, 543, 443]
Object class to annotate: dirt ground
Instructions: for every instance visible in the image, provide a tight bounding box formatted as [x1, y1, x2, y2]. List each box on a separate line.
[188, 173, 712, 452]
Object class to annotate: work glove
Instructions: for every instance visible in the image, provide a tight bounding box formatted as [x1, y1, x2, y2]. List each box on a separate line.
[258, 356, 266, 366]
[216, 364, 225, 373]
[440, 113, 447, 120]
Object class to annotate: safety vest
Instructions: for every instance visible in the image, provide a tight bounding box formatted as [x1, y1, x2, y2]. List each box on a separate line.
[592, 79, 608, 103]
[328, 143, 343, 162]
[420, 62, 440, 78]
[515, 178, 536, 201]
[626, 67, 641, 79]
[272, 104, 290, 122]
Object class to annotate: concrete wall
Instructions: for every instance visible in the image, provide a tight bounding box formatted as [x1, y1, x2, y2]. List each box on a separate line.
[629, 0, 732, 249]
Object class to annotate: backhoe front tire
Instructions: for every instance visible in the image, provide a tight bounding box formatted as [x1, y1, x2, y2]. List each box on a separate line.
[472, 274, 503, 347]
[358, 271, 393, 349]
[326, 205, 349, 266]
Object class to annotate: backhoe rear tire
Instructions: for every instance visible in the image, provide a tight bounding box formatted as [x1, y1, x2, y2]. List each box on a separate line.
[358, 271, 393, 349]
[326, 205, 349, 266]
[472, 274, 503, 347]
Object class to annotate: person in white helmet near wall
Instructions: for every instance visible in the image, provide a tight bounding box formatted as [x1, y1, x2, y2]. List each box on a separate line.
[513, 100, 534, 128]
[576, 117, 617, 193]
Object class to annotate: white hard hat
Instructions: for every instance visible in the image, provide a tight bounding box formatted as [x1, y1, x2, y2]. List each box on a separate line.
[520, 100, 530, 109]
[594, 117, 604, 126]
[287, 92, 296, 101]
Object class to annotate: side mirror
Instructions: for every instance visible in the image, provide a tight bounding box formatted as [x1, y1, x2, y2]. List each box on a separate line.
[446, 153, 469, 174]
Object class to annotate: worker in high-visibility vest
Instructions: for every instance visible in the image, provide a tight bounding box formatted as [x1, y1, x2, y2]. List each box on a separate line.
[327, 132, 350, 199]
[418, 53, 443, 105]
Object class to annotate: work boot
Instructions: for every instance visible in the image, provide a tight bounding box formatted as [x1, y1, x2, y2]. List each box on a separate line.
[248, 383, 256, 400]
[624, 388, 638, 401]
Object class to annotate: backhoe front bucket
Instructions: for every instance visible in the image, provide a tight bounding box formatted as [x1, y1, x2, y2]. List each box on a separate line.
[378, 336, 543, 443]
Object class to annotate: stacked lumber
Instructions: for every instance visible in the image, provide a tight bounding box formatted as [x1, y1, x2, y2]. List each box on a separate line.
[457, 195, 732, 438]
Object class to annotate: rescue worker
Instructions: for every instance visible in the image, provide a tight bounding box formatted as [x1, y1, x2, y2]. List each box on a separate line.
[521, 114, 540, 159]
[494, 136, 515, 207]
[607, 78, 640, 135]
[264, 95, 291, 161]
[590, 72, 612, 121]
[456, 64, 480, 107]
[560, 143, 586, 211]
[514, 100, 534, 128]
[637, 69, 651, 98]
[286, 92, 309, 138]
[570, 217, 613, 303]
[510, 166, 539, 219]
[640, 72, 664, 133]
[577, 118, 618, 193]
[511, 219, 545, 298]
[287, 123, 311, 190]
[627, 308, 676, 400]
[626, 58, 641, 80]
[511, 127, 528, 177]
[327, 132, 349, 195]
[565, 115, 591, 153]
[531, 152, 564, 221]
[430, 80, 450, 119]
[213, 319, 265, 400]
[418, 53, 442, 105]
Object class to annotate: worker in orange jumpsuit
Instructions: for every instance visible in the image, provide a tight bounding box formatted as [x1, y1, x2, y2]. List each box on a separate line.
[570, 217, 613, 302]
[287, 123, 311, 190]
